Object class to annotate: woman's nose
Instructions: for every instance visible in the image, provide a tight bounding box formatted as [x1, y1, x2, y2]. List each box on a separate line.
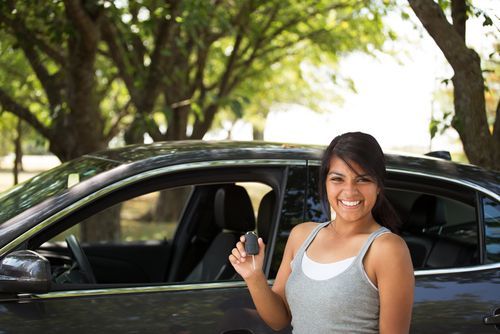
[342, 180, 359, 193]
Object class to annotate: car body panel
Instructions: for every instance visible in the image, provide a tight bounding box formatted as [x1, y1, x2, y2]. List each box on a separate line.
[0, 141, 498, 333]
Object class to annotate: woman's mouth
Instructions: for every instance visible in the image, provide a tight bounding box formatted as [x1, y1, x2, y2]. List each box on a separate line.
[339, 200, 361, 207]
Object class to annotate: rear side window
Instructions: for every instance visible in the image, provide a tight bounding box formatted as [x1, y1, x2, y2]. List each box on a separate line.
[483, 196, 500, 263]
[387, 189, 478, 269]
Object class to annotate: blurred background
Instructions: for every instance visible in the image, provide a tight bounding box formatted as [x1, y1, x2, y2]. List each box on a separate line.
[0, 0, 498, 192]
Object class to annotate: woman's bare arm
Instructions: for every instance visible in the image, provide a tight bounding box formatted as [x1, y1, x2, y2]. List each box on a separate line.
[373, 234, 415, 334]
[229, 223, 315, 330]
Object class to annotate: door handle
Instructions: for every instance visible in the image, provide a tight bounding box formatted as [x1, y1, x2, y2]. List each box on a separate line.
[484, 308, 500, 329]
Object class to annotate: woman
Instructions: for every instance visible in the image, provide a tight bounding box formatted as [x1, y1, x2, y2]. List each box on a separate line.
[229, 132, 414, 333]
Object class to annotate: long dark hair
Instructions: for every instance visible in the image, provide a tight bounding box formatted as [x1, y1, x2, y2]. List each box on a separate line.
[319, 132, 401, 233]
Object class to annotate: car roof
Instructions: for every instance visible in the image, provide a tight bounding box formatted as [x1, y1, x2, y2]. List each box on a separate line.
[87, 140, 499, 193]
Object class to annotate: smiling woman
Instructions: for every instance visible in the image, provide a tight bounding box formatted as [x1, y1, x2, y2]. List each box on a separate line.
[229, 132, 414, 333]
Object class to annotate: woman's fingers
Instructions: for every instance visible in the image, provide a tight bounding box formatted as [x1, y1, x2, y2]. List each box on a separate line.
[236, 239, 247, 257]
[230, 246, 246, 263]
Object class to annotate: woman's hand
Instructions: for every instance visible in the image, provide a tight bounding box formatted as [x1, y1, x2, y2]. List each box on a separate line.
[229, 235, 266, 279]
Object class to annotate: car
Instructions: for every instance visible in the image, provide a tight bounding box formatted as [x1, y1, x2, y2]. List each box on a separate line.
[0, 141, 498, 333]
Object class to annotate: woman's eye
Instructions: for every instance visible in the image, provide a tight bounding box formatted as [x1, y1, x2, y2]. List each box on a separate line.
[357, 177, 372, 183]
[329, 177, 342, 182]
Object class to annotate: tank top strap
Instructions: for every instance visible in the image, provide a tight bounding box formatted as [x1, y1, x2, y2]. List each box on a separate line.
[354, 226, 391, 263]
[292, 221, 331, 269]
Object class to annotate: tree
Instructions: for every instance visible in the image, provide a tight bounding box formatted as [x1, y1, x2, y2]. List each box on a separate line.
[0, 1, 127, 240]
[101, 0, 393, 143]
[0, 1, 126, 162]
[408, 0, 499, 170]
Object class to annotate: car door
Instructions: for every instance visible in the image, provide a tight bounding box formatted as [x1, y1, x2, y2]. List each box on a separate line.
[0, 162, 299, 334]
[296, 164, 500, 333]
[386, 172, 500, 333]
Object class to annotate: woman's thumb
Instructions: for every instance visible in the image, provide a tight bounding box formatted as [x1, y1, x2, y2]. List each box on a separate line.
[258, 237, 266, 253]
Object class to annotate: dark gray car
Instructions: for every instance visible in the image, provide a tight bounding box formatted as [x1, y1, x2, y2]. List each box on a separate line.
[0, 141, 498, 333]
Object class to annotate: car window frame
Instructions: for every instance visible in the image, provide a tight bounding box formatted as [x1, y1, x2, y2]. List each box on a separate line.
[385, 168, 500, 277]
[3, 159, 309, 299]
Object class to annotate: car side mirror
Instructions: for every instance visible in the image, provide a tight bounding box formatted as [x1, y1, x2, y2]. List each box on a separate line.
[0, 250, 51, 293]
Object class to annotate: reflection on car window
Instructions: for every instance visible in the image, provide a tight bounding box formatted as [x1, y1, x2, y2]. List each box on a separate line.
[0, 157, 121, 225]
[50, 186, 193, 244]
[387, 189, 478, 269]
[483, 196, 500, 263]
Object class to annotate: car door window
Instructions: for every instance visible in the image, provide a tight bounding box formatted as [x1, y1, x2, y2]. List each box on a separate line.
[33, 167, 280, 288]
[48, 186, 192, 244]
[388, 189, 479, 269]
[483, 196, 500, 263]
[275, 165, 482, 274]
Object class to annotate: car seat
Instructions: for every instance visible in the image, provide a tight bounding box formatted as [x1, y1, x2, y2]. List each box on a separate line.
[403, 194, 446, 268]
[257, 190, 276, 244]
[184, 184, 255, 282]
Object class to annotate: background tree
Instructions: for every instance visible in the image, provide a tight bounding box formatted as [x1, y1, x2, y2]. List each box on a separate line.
[101, 0, 393, 143]
[409, 0, 499, 170]
[0, 0, 396, 236]
[0, 1, 127, 241]
[0, 1, 114, 161]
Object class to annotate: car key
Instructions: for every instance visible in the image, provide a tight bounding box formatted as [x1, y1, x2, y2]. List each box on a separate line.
[244, 231, 259, 270]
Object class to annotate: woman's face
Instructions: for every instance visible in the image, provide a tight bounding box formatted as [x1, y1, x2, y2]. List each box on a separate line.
[326, 156, 380, 224]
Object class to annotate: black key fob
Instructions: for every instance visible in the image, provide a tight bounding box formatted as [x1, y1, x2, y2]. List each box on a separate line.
[244, 231, 259, 255]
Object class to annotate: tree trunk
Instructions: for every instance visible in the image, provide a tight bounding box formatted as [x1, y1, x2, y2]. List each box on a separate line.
[13, 118, 23, 185]
[191, 104, 219, 139]
[152, 187, 191, 223]
[408, 0, 499, 171]
[165, 103, 190, 140]
[80, 204, 122, 243]
[253, 125, 264, 140]
[451, 51, 496, 169]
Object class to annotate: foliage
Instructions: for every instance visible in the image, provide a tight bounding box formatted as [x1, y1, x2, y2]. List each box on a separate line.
[0, 0, 395, 159]
[101, 0, 395, 141]
[0, 0, 127, 160]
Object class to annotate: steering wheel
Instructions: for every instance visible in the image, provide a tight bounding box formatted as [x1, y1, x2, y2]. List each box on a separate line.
[65, 234, 96, 284]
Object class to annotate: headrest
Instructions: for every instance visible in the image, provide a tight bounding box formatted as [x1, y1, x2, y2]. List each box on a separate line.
[214, 185, 255, 232]
[257, 190, 276, 243]
[408, 194, 447, 231]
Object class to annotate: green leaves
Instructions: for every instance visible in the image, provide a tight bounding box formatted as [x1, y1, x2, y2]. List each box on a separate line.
[430, 111, 453, 139]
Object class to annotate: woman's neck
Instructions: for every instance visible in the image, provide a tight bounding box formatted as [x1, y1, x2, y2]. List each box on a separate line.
[331, 216, 378, 236]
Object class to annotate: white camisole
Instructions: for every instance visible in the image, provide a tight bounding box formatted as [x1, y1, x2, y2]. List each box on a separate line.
[302, 252, 355, 280]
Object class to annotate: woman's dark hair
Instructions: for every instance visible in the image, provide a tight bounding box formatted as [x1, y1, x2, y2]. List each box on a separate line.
[319, 132, 401, 233]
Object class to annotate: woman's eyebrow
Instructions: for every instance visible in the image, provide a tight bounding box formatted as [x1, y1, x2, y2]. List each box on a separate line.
[327, 171, 344, 177]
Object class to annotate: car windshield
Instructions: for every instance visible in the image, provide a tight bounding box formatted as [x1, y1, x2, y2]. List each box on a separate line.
[0, 156, 121, 225]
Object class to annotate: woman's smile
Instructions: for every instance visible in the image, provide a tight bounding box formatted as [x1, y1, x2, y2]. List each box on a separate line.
[338, 199, 362, 208]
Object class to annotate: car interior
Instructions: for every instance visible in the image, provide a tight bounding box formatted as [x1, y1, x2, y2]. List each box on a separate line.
[28, 167, 282, 288]
[386, 189, 479, 269]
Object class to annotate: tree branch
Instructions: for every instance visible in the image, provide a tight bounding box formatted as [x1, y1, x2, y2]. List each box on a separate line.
[451, 0, 467, 41]
[408, 0, 472, 69]
[0, 4, 66, 66]
[100, 19, 139, 101]
[0, 88, 52, 139]
[63, 0, 101, 52]
[493, 98, 500, 145]
[104, 99, 132, 141]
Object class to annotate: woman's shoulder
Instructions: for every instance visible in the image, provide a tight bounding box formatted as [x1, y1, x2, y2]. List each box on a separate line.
[371, 231, 412, 261]
[290, 221, 325, 237]
[288, 222, 326, 251]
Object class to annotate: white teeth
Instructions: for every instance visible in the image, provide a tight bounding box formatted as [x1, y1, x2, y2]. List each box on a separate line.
[340, 200, 361, 207]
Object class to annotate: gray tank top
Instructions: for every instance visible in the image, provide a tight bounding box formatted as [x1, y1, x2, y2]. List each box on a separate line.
[285, 221, 390, 334]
